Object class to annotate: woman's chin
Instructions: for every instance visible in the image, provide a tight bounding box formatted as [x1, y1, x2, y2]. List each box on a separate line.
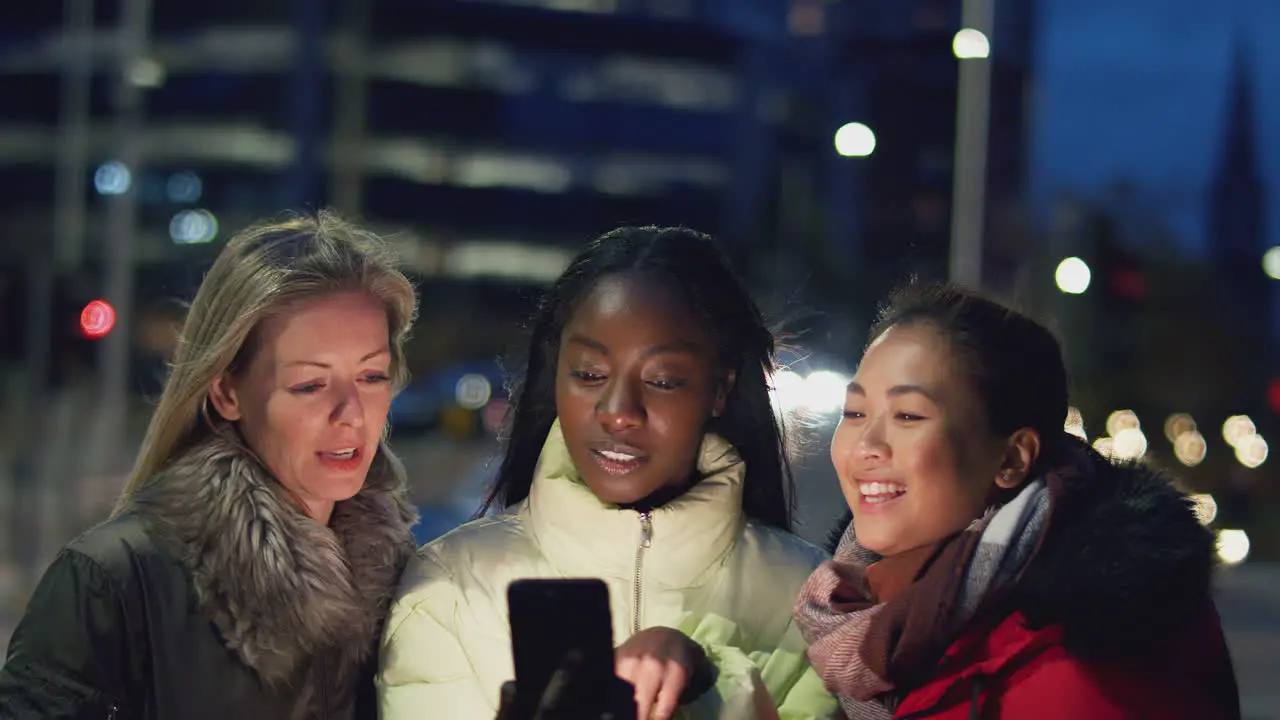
[303, 474, 369, 507]
[854, 527, 900, 557]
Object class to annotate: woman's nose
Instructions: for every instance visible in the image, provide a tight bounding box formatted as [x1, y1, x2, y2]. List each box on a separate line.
[596, 380, 644, 431]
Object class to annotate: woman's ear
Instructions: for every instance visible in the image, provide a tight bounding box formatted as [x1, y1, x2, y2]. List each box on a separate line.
[995, 428, 1041, 489]
[208, 374, 243, 422]
[711, 370, 737, 418]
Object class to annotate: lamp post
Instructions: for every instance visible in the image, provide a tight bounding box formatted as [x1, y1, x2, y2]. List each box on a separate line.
[947, 0, 995, 289]
[91, 0, 151, 480]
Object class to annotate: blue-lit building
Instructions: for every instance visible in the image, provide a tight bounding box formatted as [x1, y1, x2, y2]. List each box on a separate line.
[0, 0, 1037, 369]
[0, 0, 829, 277]
[0, 1, 850, 359]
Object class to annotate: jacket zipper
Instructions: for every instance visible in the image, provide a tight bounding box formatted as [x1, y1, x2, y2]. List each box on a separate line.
[106, 703, 118, 720]
[632, 511, 652, 636]
[896, 673, 987, 720]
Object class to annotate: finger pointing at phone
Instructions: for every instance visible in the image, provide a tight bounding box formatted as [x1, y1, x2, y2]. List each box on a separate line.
[614, 627, 712, 720]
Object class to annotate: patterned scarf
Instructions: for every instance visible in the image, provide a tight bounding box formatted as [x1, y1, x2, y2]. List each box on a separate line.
[793, 478, 1054, 719]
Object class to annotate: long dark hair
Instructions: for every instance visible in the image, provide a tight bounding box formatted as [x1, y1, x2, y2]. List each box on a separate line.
[479, 226, 796, 531]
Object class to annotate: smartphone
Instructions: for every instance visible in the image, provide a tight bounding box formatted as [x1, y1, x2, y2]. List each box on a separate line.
[507, 578, 617, 718]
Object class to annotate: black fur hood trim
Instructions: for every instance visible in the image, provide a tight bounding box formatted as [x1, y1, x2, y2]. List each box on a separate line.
[821, 440, 1218, 659]
[1011, 442, 1218, 658]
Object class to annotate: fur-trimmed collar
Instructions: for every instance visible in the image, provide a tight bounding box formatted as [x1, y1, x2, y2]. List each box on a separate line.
[121, 435, 418, 697]
[822, 442, 1218, 659]
[1011, 443, 1217, 659]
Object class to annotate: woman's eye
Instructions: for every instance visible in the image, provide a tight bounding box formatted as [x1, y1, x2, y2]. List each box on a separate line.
[570, 370, 605, 383]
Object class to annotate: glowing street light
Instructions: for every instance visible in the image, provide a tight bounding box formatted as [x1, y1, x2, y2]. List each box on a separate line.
[1055, 257, 1091, 294]
[1217, 529, 1250, 565]
[834, 123, 876, 158]
[1222, 415, 1256, 447]
[80, 300, 116, 339]
[952, 28, 991, 59]
[1163, 413, 1196, 442]
[1174, 431, 1207, 467]
[1106, 409, 1140, 438]
[455, 374, 493, 410]
[1264, 246, 1280, 280]
[1235, 434, 1269, 468]
[1112, 427, 1148, 460]
[94, 161, 131, 196]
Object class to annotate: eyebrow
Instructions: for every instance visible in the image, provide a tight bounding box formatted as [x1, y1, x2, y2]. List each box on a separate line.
[565, 333, 702, 358]
[847, 381, 941, 404]
[284, 348, 390, 369]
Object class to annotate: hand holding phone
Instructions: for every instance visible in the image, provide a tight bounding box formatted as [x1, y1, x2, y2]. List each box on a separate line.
[496, 649, 636, 720]
[504, 579, 635, 720]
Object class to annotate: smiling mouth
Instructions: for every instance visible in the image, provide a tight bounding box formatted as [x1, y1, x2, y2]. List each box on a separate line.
[589, 448, 648, 476]
[859, 481, 906, 504]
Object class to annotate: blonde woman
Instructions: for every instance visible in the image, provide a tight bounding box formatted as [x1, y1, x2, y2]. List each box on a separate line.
[0, 212, 420, 720]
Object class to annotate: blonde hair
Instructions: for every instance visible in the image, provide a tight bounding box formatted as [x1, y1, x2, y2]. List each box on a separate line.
[113, 210, 418, 514]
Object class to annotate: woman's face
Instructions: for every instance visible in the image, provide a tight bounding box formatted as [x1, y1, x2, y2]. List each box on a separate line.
[555, 272, 730, 506]
[831, 323, 1008, 556]
[209, 291, 394, 523]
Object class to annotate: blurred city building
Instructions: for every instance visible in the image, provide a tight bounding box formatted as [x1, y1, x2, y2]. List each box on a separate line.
[836, 0, 1036, 299]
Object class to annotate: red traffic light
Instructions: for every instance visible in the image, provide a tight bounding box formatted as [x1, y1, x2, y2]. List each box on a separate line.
[1109, 268, 1147, 301]
[1268, 378, 1280, 416]
[80, 299, 116, 339]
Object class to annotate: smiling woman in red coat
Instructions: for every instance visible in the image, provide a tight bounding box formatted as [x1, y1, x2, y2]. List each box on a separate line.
[795, 282, 1241, 720]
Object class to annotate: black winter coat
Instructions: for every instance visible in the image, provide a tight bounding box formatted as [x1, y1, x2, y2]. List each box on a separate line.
[0, 437, 417, 720]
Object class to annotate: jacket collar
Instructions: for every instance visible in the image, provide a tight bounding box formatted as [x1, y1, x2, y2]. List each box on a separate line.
[120, 434, 418, 689]
[523, 420, 746, 588]
[818, 439, 1221, 662]
[1011, 440, 1219, 659]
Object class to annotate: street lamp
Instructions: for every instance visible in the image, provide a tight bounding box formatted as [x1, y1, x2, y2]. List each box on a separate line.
[834, 122, 876, 157]
[1055, 257, 1091, 294]
[948, 0, 995, 290]
[952, 28, 990, 59]
[1262, 246, 1280, 279]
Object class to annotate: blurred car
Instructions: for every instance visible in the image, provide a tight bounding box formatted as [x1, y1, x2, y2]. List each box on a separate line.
[391, 360, 507, 436]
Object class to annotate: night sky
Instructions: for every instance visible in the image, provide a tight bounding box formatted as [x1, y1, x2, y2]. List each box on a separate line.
[1031, 0, 1280, 255]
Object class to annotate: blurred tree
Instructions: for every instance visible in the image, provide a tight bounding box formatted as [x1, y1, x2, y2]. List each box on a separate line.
[1038, 183, 1274, 548]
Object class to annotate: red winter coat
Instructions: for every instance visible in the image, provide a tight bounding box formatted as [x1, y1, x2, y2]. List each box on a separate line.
[821, 447, 1241, 720]
[894, 604, 1238, 719]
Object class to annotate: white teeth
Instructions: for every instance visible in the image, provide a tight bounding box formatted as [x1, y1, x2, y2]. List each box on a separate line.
[859, 482, 906, 497]
[327, 449, 356, 459]
[599, 450, 638, 462]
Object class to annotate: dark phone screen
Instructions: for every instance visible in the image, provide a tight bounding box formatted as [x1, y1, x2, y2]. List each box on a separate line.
[507, 578, 618, 718]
